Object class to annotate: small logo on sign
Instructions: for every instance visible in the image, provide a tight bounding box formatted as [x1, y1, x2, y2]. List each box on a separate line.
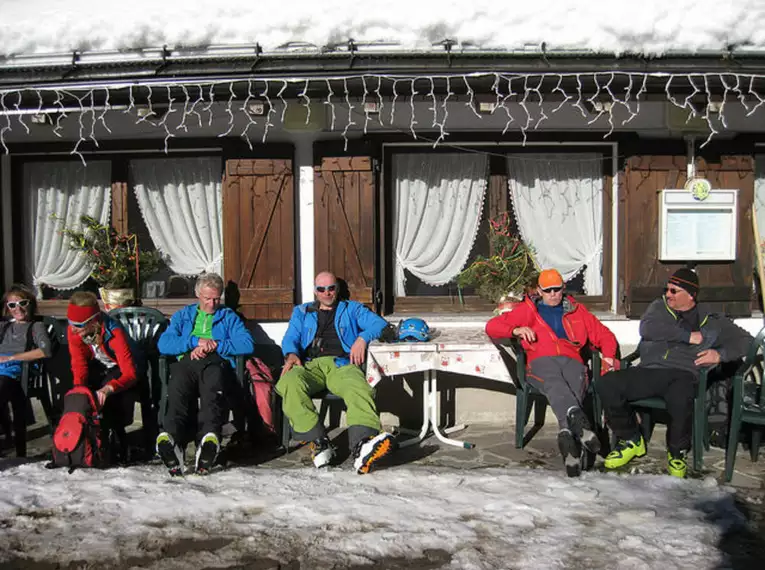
[684, 177, 711, 201]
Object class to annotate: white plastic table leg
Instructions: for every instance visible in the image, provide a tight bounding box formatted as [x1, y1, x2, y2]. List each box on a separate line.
[428, 370, 475, 449]
[396, 370, 433, 448]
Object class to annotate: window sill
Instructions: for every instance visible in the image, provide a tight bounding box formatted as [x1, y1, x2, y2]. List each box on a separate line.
[37, 298, 195, 317]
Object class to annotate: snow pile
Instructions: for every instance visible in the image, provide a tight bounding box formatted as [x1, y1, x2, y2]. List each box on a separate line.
[0, 461, 742, 569]
[1, 1, 764, 57]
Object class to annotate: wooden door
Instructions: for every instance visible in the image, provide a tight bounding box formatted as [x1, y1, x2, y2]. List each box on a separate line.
[623, 155, 753, 316]
[222, 159, 295, 320]
[314, 157, 376, 305]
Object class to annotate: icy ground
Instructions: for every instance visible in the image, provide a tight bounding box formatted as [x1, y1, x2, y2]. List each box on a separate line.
[0, 460, 747, 570]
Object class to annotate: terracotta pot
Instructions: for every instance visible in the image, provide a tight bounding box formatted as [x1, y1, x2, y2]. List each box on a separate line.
[99, 287, 136, 310]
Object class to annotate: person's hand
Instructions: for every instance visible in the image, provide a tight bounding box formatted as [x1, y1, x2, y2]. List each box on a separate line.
[513, 327, 536, 343]
[350, 337, 367, 366]
[96, 385, 114, 408]
[0, 355, 11, 364]
[695, 349, 721, 367]
[198, 338, 218, 354]
[601, 356, 616, 372]
[282, 353, 302, 374]
[190, 346, 208, 360]
[689, 332, 703, 345]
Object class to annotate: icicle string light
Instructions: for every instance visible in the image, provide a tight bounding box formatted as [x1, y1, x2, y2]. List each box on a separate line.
[0, 71, 764, 155]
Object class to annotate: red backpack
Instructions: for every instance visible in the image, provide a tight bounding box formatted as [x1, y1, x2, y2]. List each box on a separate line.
[245, 357, 276, 435]
[51, 386, 104, 472]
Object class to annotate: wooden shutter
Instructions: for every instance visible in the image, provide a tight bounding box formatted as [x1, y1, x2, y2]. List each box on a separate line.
[314, 157, 376, 304]
[222, 159, 295, 320]
[623, 155, 753, 317]
[111, 182, 128, 235]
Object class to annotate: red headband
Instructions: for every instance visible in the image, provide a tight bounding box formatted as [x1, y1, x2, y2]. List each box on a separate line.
[67, 303, 100, 324]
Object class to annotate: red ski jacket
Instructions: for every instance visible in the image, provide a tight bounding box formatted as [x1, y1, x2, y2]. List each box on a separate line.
[68, 314, 140, 393]
[485, 295, 618, 365]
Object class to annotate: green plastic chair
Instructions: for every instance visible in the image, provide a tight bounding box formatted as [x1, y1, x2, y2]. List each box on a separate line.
[724, 326, 765, 482]
[498, 337, 604, 450]
[107, 307, 168, 435]
[617, 349, 712, 472]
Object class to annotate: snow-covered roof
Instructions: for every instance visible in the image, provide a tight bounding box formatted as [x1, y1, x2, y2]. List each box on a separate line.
[1, 0, 764, 60]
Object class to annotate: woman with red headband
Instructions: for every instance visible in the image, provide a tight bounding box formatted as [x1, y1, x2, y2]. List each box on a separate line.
[66, 291, 145, 463]
[0, 284, 53, 457]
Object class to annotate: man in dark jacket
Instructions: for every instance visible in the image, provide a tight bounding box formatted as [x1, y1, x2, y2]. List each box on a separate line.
[486, 268, 619, 477]
[156, 273, 254, 476]
[598, 268, 752, 477]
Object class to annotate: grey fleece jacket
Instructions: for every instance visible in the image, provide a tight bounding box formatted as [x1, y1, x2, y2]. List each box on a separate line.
[637, 297, 753, 378]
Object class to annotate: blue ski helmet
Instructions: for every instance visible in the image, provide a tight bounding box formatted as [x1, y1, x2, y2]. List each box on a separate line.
[398, 318, 430, 342]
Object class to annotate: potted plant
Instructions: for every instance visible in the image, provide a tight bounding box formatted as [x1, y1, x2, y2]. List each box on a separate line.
[457, 212, 539, 312]
[59, 215, 163, 308]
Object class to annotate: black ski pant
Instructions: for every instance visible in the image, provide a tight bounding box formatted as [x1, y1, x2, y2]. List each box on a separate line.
[87, 363, 136, 459]
[164, 353, 230, 447]
[597, 366, 697, 455]
[0, 374, 28, 457]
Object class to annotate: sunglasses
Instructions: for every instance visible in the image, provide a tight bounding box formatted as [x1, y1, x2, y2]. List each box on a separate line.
[315, 285, 337, 293]
[541, 286, 563, 293]
[664, 287, 684, 295]
[68, 314, 99, 328]
[6, 299, 30, 310]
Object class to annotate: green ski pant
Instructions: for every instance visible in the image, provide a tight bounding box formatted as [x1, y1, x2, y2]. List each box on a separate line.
[275, 356, 381, 436]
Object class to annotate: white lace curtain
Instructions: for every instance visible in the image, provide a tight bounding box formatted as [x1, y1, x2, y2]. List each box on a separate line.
[130, 157, 223, 276]
[24, 161, 112, 294]
[393, 153, 488, 296]
[507, 153, 604, 295]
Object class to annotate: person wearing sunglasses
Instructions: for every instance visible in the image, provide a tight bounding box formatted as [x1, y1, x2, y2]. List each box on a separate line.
[598, 268, 752, 478]
[277, 271, 394, 474]
[66, 291, 145, 464]
[486, 268, 618, 477]
[0, 284, 53, 457]
[155, 273, 254, 476]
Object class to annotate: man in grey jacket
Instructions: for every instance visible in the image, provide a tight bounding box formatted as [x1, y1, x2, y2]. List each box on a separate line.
[597, 268, 752, 477]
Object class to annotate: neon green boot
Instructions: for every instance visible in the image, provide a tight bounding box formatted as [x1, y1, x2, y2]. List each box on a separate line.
[604, 436, 646, 469]
[667, 451, 687, 478]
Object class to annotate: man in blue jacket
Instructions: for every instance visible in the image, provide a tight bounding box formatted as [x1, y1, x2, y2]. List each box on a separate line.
[277, 271, 393, 474]
[155, 273, 254, 475]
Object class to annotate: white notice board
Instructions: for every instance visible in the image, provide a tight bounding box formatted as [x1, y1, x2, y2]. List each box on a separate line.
[658, 189, 738, 261]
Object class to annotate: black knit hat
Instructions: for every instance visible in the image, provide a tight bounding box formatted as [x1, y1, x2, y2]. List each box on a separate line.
[668, 268, 699, 298]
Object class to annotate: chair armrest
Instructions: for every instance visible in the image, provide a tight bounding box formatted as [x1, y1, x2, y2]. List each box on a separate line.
[620, 349, 640, 369]
[235, 354, 250, 389]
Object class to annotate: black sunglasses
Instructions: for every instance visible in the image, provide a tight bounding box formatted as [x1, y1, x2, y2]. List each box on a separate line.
[315, 285, 337, 293]
[6, 299, 30, 309]
[664, 286, 684, 295]
[541, 286, 563, 293]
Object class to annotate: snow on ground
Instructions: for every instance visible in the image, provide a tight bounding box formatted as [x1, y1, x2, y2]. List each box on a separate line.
[1, 0, 765, 58]
[0, 461, 743, 569]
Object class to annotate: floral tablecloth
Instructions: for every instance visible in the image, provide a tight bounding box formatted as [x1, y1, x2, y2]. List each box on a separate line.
[365, 327, 514, 387]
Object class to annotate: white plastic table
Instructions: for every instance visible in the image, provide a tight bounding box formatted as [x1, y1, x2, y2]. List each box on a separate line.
[366, 327, 514, 449]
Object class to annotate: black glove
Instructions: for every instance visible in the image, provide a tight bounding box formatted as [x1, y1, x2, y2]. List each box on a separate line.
[378, 321, 401, 343]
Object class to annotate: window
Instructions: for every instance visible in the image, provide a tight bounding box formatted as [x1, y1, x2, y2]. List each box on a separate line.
[17, 153, 222, 302]
[385, 146, 612, 312]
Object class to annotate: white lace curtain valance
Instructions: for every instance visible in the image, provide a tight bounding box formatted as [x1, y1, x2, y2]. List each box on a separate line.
[393, 153, 488, 296]
[24, 161, 112, 294]
[507, 153, 604, 295]
[130, 157, 223, 276]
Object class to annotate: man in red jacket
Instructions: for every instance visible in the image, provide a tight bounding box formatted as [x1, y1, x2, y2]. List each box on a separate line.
[67, 291, 144, 462]
[486, 269, 618, 476]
